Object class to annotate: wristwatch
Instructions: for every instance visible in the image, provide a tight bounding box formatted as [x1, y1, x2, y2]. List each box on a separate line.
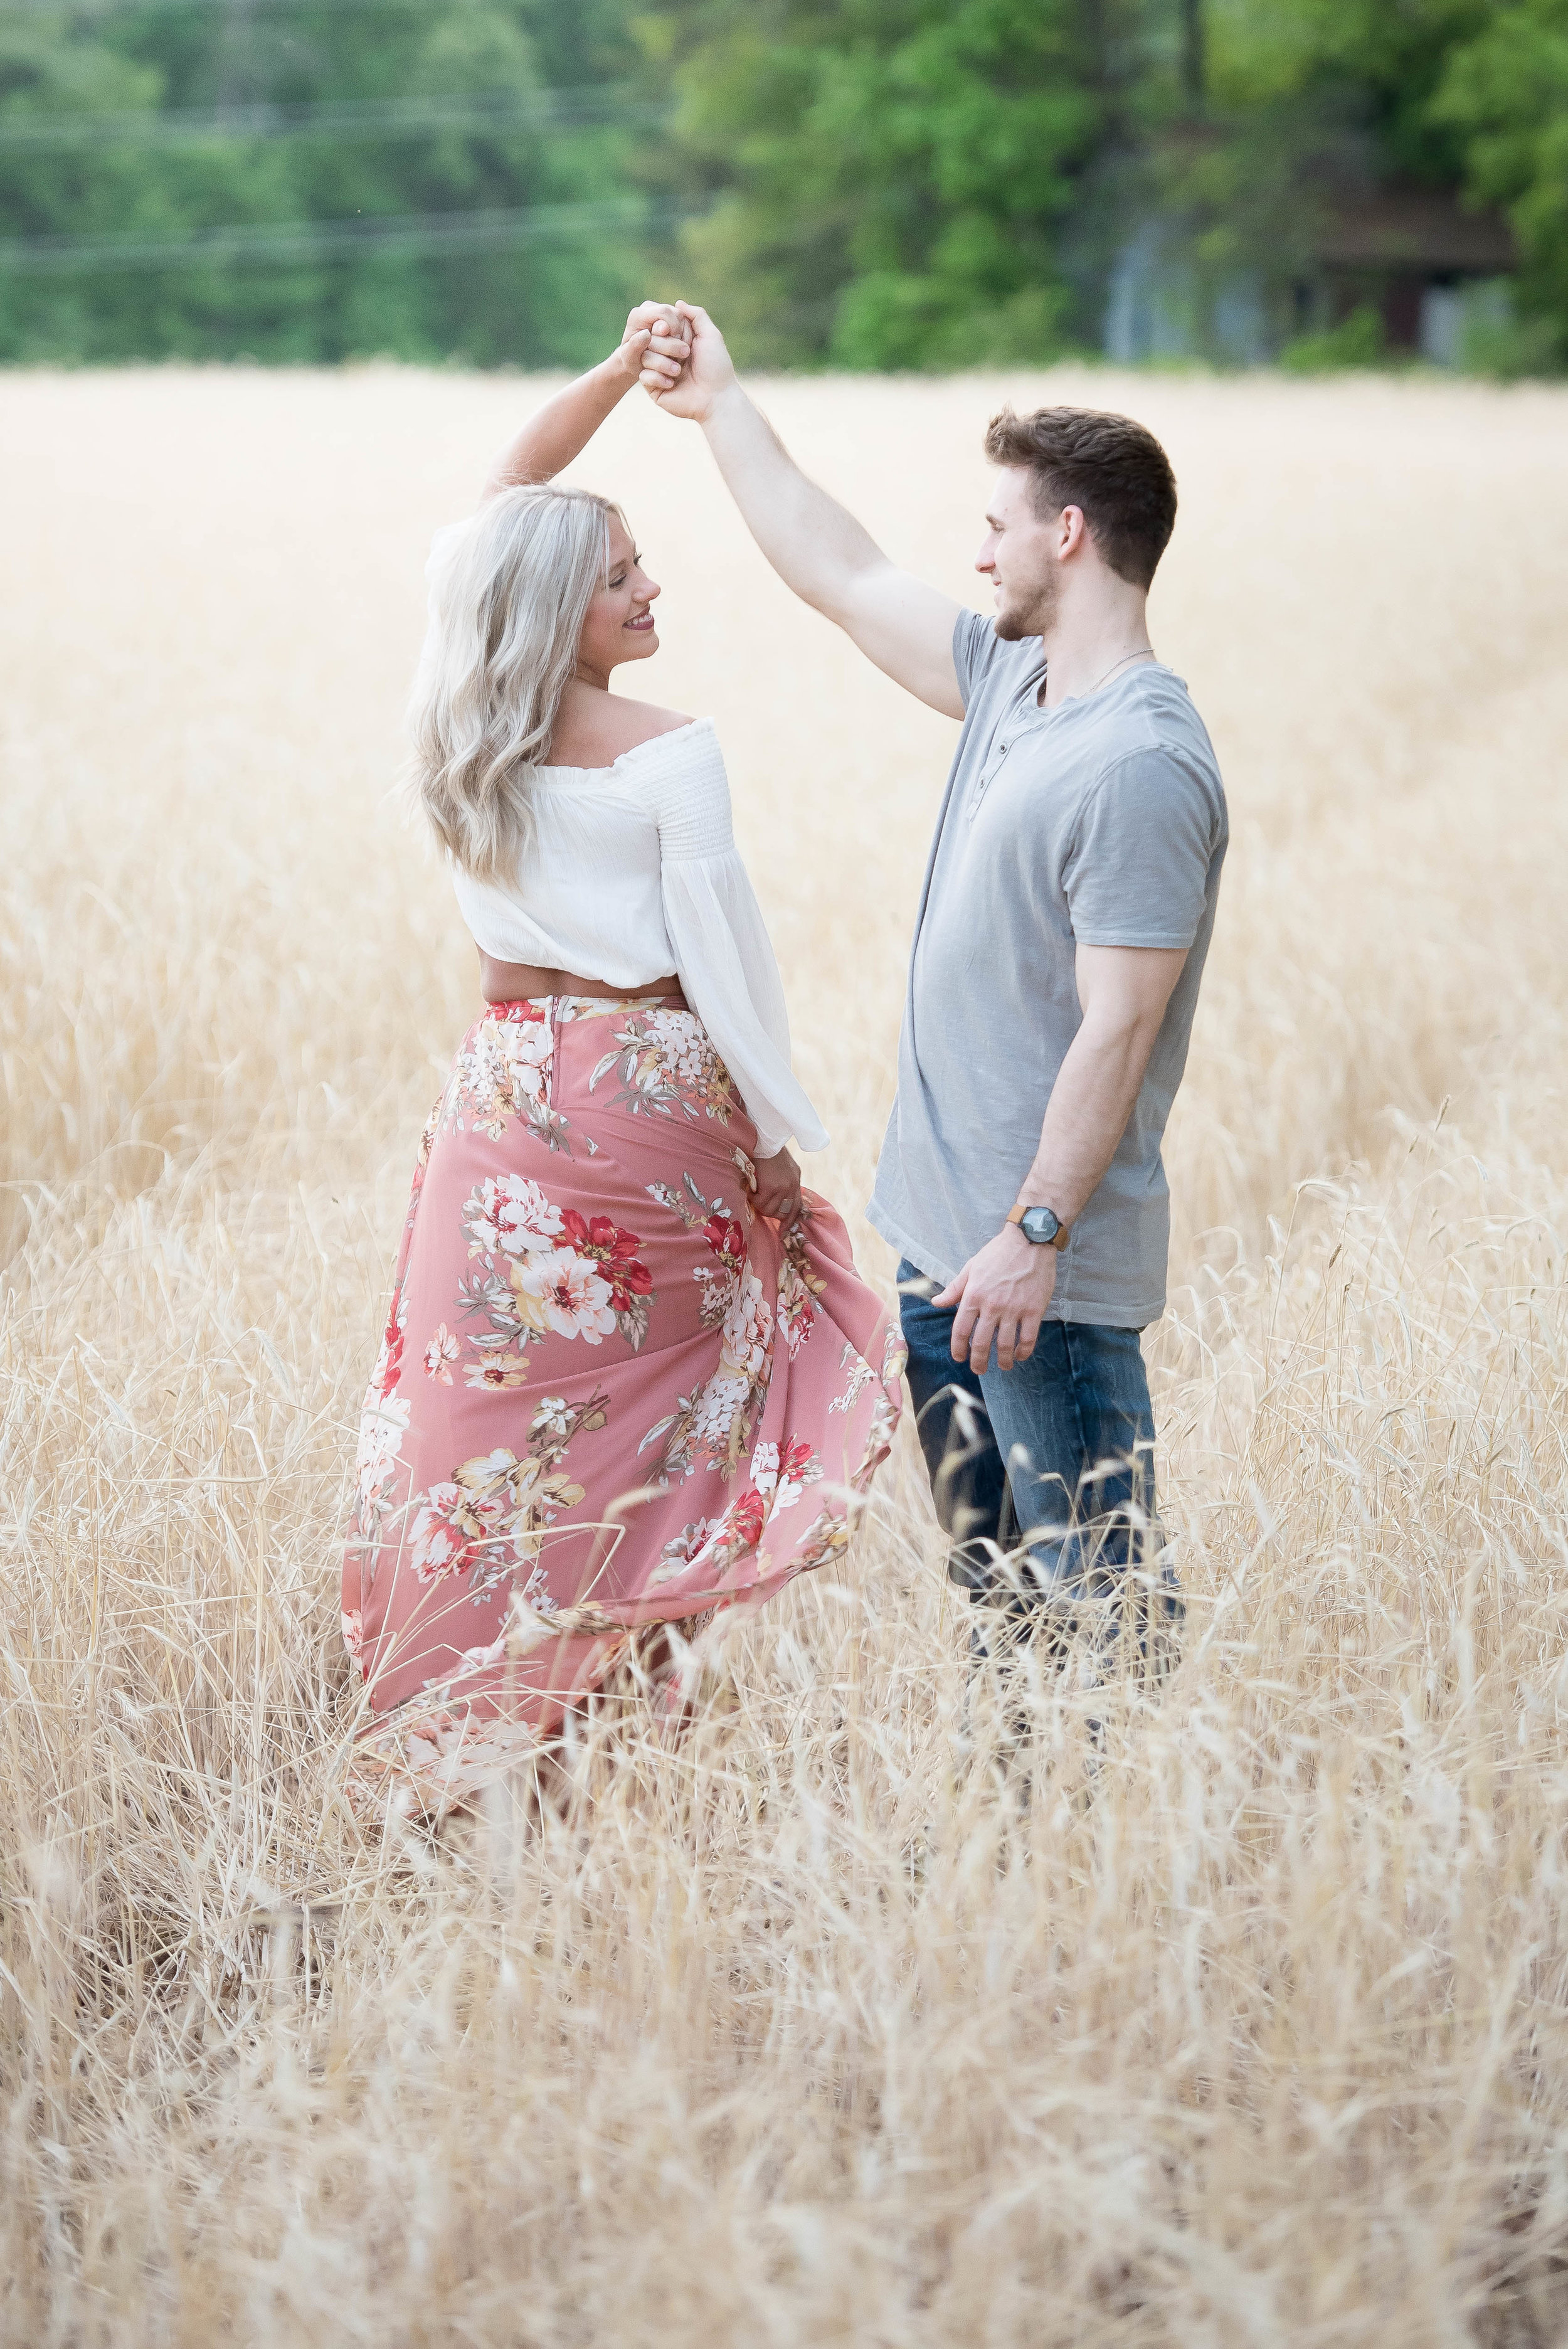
[1006, 1202, 1071, 1250]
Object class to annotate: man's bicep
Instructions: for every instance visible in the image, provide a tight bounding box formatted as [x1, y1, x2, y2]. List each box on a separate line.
[1064, 755, 1216, 956]
[1076, 942, 1189, 1026]
[835, 565, 965, 718]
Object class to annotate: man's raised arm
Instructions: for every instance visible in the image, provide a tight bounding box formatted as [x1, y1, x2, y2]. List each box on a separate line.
[642, 303, 965, 720]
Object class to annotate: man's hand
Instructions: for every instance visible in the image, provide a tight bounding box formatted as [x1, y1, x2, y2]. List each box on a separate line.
[750, 1145, 803, 1226]
[934, 1225, 1058, 1375]
[640, 302, 736, 423]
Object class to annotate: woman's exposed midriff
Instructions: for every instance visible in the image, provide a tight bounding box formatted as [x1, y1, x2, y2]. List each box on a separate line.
[478, 951, 687, 1012]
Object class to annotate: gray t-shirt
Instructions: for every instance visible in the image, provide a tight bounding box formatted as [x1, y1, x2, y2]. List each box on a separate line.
[867, 612, 1228, 1327]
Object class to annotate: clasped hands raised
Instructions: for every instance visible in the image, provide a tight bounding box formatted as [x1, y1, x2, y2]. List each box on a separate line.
[612, 300, 732, 422]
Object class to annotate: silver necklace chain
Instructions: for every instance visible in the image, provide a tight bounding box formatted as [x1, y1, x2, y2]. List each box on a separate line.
[1079, 644, 1158, 697]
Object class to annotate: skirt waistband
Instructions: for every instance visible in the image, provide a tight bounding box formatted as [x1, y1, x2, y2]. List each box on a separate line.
[482, 992, 686, 1019]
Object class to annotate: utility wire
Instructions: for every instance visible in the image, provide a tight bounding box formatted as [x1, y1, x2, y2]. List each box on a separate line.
[0, 194, 689, 273]
[0, 0, 448, 14]
[0, 88, 666, 152]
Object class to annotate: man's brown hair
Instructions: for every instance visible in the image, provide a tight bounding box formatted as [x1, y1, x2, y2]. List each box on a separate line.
[983, 405, 1177, 589]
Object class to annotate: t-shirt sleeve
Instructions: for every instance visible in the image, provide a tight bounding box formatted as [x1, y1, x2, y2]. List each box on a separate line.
[951, 608, 1002, 710]
[1062, 749, 1216, 950]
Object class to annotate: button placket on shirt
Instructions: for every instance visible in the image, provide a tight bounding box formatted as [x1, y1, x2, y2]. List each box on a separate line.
[966, 672, 1046, 819]
[967, 728, 1015, 819]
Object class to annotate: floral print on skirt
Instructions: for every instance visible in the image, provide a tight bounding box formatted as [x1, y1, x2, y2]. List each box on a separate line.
[342, 995, 904, 1811]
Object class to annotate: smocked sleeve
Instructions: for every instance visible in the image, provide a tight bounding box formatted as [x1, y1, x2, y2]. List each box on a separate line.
[649, 729, 829, 1159]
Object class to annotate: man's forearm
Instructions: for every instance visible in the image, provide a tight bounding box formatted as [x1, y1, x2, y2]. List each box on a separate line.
[701, 384, 887, 618]
[1016, 1014, 1162, 1227]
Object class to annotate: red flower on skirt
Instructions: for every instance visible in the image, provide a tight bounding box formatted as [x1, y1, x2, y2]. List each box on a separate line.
[377, 1309, 405, 1397]
[559, 1208, 653, 1312]
[702, 1212, 746, 1268]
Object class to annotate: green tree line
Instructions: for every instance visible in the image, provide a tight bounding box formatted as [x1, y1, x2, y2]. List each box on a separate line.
[0, 0, 1564, 369]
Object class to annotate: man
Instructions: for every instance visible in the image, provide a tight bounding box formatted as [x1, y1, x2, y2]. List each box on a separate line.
[640, 308, 1227, 1655]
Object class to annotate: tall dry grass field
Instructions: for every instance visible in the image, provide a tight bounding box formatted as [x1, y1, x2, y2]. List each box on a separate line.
[4, 364, 1568, 2346]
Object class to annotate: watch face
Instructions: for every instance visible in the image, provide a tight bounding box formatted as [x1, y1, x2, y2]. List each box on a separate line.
[1020, 1206, 1062, 1246]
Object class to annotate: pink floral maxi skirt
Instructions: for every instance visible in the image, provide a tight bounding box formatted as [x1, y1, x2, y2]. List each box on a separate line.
[341, 995, 904, 1807]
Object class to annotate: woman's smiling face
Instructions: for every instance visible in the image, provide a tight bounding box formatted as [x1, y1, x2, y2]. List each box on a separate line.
[575, 514, 660, 684]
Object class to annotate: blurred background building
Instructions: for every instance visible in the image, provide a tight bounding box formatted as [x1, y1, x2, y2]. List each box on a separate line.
[0, 0, 1560, 374]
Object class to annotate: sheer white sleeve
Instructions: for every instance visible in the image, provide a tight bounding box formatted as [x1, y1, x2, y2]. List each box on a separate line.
[647, 731, 829, 1159]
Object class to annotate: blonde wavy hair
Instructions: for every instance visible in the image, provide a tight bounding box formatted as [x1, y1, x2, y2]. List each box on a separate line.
[408, 483, 622, 884]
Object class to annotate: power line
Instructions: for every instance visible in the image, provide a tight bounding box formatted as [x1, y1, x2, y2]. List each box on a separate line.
[0, 0, 447, 14]
[0, 195, 689, 273]
[0, 87, 666, 152]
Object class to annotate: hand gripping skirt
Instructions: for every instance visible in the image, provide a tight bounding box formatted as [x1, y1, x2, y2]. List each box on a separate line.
[341, 995, 905, 1810]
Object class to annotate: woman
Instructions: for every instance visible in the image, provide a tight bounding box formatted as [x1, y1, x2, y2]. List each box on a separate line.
[342, 303, 904, 1814]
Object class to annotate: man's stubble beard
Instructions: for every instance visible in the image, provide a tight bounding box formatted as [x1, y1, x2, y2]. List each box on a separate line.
[993, 553, 1062, 643]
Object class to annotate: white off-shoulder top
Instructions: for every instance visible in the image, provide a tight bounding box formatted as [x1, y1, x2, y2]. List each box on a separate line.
[447, 716, 827, 1160]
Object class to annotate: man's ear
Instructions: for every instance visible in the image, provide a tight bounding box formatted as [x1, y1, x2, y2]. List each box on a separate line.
[1058, 505, 1090, 561]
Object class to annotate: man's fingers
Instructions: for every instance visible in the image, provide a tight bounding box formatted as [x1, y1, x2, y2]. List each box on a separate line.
[953, 1300, 991, 1367]
[967, 1310, 1000, 1374]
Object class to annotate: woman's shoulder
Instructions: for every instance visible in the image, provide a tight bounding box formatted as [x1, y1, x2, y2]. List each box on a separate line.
[546, 696, 702, 773]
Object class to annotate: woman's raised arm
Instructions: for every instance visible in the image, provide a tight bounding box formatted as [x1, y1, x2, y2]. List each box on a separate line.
[481, 302, 689, 502]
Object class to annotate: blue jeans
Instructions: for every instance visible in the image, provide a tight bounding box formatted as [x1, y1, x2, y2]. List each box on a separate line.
[898, 1259, 1176, 1643]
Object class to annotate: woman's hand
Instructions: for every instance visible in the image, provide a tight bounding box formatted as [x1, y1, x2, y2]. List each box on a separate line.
[615, 301, 690, 391]
[640, 302, 736, 423]
[750, 1146, 803, 1226]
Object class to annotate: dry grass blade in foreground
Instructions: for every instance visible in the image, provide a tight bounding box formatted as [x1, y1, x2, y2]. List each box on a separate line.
[3, 366, 1568, 2346]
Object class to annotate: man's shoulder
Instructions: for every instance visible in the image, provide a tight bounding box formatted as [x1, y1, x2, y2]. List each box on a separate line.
[1096, 671, 1225, 799]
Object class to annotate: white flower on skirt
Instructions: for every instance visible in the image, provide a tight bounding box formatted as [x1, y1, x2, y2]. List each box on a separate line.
[529, 1394, 573, 1441]
[355, 1394, 410, 1509]
[465, 1174, 564, 1259]
[751, 1434, 822, 1511]
[409, 1482, 467, 1581]
[645, 1007, 716, 1090]
[518, 1560, 558, 1613]
[423, 1323, 460, 1384]
[719, 1271, 773, 1385]
[513, 1249, 618, 1344]
[650, 1515, 721, 1584]
[496, 1015, 554, 1073]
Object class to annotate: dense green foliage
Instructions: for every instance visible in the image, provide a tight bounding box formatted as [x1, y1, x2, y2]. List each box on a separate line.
[0, 1, 646, 363]
[0, 0, 1563, 368]
[654, 0, 1118, 369]
[664, 0, 1568, 368]
[1433, 0, 1568, 354]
